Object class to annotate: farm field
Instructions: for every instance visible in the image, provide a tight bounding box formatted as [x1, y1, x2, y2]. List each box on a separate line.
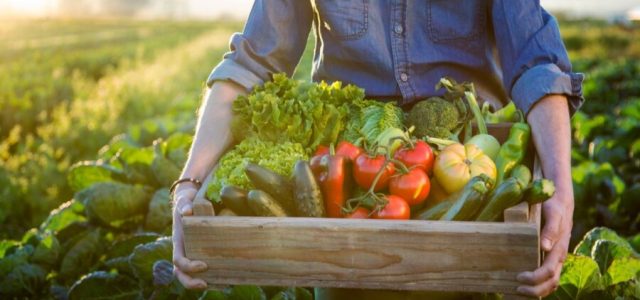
[0, 17, 639, 299]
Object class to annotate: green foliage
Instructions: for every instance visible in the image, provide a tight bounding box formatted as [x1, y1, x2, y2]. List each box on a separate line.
[206, 138, 308, 202]
[75, 182, 152, 228]
[342, 99, 404, 145]
[67, 271, 141, 300]
[231, 73, 362, 150]
[547, 227, 640, 299]
[145, 188, 173, 233]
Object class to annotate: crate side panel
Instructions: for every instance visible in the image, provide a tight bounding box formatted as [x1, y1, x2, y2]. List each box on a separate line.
[183, 217, 538, 293]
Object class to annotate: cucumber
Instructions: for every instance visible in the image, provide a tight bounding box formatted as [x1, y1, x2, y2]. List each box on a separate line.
[439, 175, 491, 221]
[413, 198, 455, 220]
[217, 208, 237, 216]
[247, 190, 288, 217]
[220, 185, 253, 216]
[475, 164, 532, 222]
[293, 160, 325, 217]
[475, 177, 527, 222]
[245, 163, 296, 215]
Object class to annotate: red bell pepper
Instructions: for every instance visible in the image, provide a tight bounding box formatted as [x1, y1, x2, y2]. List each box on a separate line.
[310, 145, 353, 218]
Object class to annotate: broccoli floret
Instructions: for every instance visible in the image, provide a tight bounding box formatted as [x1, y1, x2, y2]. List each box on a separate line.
[406, 97, 460, 139]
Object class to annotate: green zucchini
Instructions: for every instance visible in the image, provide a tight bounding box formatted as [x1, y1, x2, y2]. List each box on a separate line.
[413, 198, 455, 220]
[247, 190, 288, 217]
[245, 163, 296, 215]
[220, 185, 253, 216]
[439, 175, 491, 221]
[525, 179, 555, 205]
[510, 165, 532, 186]
[293, 160, 325, 217]
[475, 177, 527, 222]
[475, 164, 532, 222]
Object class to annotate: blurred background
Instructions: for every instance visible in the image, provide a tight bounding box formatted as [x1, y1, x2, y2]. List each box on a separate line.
[0, 1, 639, 298]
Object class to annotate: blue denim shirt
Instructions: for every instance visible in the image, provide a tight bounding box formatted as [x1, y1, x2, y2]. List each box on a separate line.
[208, 0, 584, 115]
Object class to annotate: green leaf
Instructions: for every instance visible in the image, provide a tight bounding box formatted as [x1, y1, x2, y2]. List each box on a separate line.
[549, 255, 603, 300]
[144, 188, 172, 233]
[39, 200, 86, 234]
[68, 161, 125, 192]
[59, 228, 104, 281]
[200, 290, 228, 300]
[0, 240, 19, 258]
[151, 140, 181, 187]
[31, 231, 61, 267]
[269, 287, 313, 300]
[605, 257, 640, 286]
[105, 256, 134, 276]
[592, 240, 635, 275]
[128, 237, 172, 283]
[68, 271, 141, 300]
[574, 227, 635, 256]
[227, 285, 266, 300]
[0, 263, 47, 297]
[75, 182, 152, 228]
[106, 233, 160, 260]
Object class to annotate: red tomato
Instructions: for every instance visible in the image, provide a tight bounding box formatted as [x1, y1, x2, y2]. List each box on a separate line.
[389, 168, 431, 206]
[344, 207, 370, 219]
[314, 145, 329, 157]
[373, 195, 410, 220]
[336, 141, 362, 161]
[353, 154, 395, 191]
[394, 140, 434, 173]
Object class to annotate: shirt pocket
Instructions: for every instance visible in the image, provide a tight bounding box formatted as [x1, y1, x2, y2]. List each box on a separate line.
[427, 0, 486, 42]
[314, 0, 368, 40]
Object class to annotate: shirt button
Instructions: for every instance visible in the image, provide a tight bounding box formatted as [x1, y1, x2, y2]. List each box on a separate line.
[400, 72, 408, 82]
[394, 23, 403, 34]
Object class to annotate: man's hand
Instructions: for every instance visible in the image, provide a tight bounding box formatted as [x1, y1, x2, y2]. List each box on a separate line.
[517, 94, 574, 297]
[172, 186, 208, 290]
[517, 193, 574, 296]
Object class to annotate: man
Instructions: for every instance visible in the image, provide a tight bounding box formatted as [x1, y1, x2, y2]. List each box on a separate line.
[171, 1, 582, 298]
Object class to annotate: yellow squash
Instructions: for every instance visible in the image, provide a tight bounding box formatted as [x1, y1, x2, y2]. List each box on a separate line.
[434, 143, 497, 194]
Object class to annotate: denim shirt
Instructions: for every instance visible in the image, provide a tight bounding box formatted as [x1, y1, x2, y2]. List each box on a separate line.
[208, 0, 584, 115]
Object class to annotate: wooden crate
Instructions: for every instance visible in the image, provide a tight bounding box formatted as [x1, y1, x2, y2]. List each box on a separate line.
[182, 124, 542, 299]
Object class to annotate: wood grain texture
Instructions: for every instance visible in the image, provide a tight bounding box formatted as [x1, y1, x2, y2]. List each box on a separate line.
[504, 202, 529, 223]
[183, 217, 538, 294]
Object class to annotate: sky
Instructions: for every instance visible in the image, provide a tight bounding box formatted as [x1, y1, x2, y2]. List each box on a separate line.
[0, 0, 638, 19]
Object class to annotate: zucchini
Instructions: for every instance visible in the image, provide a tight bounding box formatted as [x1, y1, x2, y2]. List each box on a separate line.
[525, 179, 555, 205]
[439, 175, 491, 221]
[475, 177, 527, 222]
[510, 164, 532, 186]
[247, 190, 288, 217]
[220, 185, 253, 216]
[245, 163, 296, 215]
[293, 160, 325, 217]
[413, 198, 455, 220]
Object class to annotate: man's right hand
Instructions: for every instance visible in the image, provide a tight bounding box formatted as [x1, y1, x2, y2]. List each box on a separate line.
[172, 186, 208, 289]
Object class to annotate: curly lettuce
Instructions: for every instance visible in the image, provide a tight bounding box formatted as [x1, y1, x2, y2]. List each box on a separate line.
[230, 73, 364, 152]
[206, 137, 307, 202]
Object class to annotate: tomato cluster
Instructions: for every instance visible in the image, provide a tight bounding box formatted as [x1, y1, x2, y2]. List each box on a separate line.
[312, 140, 435, 220]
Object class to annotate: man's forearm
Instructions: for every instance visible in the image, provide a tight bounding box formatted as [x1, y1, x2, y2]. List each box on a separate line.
[180, 80, 247, 182]
[526, 94, 574, 205]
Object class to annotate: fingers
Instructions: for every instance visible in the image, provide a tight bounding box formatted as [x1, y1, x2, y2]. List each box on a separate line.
[173, 188, 197, 216]
[174, 265, 208, 290]
[517, 233, 570, 297]
[173, 255, 208, 273]
[541, 203, 563, 251]
[517, 262, 563, 297]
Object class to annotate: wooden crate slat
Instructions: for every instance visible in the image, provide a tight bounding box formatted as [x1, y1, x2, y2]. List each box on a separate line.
[183, 217, 538, 294]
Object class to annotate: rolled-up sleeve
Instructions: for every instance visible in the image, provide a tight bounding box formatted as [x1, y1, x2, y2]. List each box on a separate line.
[492, 1, 584, 116]
[207, 0, 313, 90]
